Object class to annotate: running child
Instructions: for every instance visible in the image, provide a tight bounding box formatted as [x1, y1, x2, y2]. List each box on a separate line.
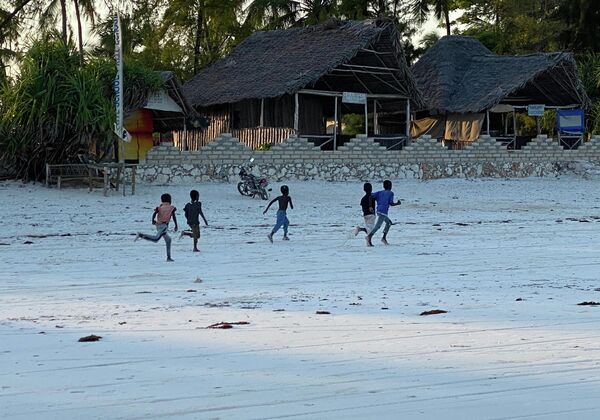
[354, 182, 376, 245]
[135, 193, 178, 261]
[263, 185, 293, 243]
[180, 189, 208, 252]
[367, 180, 400, 246]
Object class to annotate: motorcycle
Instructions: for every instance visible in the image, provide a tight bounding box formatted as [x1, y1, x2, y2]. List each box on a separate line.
[237, 158, 271, 200]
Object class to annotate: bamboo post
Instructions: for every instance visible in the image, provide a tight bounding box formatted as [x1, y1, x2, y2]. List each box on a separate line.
[364, 100, 368, 136]
[333, 95, 338, 150]
[88, 167, 92, 192]
[103, 166, 108, 197]
[374, 100, 378, 135]
[122, 163, 126, 197]
[405, 99, 411, 140]
[45, 164, 49, 187]
[513, 109, 517, 147]
[294, 93, 299, 132]
[486, 109, 490, 135]
[115, 165, 121, 192]
[260, 98, 264, 127]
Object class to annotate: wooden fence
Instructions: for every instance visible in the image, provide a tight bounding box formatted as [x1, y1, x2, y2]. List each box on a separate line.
[174, 126, 294, 151]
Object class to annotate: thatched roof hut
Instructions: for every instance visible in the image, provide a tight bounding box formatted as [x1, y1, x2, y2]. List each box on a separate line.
[410, 36, 589, 144]
[185, 19, 422, 107]
[181, 19, 423, 150]
[412, 36, 589, 114]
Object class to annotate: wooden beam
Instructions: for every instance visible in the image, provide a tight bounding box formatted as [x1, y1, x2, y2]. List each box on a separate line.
[332, 67, 396, 77]
[340, 63, 398, 72]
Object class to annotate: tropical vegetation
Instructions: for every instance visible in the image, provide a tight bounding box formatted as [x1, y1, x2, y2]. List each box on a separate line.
[0, 0, 599, 179]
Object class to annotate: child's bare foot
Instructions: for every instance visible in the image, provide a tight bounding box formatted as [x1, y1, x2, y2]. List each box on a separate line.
[267, 233, 273, 243]
[366, 234, 373, 247]
[134, 232, 141, 242]
[166, 257, 174, 262]
[193, 248, 200, 252]
[282, 235, 290, 241]
[381, 237, 389, 245]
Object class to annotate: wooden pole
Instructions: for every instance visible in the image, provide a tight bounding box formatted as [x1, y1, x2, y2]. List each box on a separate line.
[536, 116, 540, 135]
[405, 100, 411, 139]
[513, 109, 517, 146]
[374, 100, 378, 135]
[334, 96, 338, 150]
[103, 165, 108, 197]
[132, 166, 136, 195]
[364, 99, 368, 136]
[260, 98, 264, 127]
[486, 109, 490, 135]
[122, 163, 126, 197]
[294, 93, 299, 133]
[88, 167, 92, 192]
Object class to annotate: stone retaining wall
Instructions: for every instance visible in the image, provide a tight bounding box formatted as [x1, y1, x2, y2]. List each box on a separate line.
[136, 133, 600, 183]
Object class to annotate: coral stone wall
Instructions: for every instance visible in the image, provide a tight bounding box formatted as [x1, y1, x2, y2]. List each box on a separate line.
[136, 134, 600, 184]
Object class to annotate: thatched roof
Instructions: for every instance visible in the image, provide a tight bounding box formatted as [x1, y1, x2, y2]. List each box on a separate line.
[412, 36, 590, 114]
[184, 19, 423, 108]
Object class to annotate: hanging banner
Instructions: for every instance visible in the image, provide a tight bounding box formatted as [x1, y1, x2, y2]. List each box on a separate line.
[342, 91, 367, 105]
[527, 104, 545, 117]
[113, 14, 131, 142]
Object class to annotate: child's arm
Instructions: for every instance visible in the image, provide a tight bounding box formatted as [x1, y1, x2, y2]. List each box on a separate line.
[199, 204, 208, 226]
[263, 197, 277, 214]
[289, 197, 294, 210]
[172, 210, 178, 231]
[151, 208, 158, 224]
[390, 194, 401, 206]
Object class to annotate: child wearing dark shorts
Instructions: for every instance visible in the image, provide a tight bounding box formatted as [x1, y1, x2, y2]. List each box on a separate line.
[181, 189, 208, 252]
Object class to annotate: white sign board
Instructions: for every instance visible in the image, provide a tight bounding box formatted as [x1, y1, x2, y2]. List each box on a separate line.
[527, 104, 545, 117]
[342, 92, 367, 105]
[144, 90, 183, 113]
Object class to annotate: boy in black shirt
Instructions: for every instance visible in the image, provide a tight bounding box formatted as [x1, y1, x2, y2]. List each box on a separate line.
[264, 185, 293, 243]
[180, 189, 208, 252]
[353, 182, 376, 246]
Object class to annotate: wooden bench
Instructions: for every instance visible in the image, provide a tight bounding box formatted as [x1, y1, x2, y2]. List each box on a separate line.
[46, 163, 137, 196]
[45, 164, 103, 189]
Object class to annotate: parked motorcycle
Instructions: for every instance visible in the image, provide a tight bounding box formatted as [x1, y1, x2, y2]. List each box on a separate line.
[237, 158, 271, 200]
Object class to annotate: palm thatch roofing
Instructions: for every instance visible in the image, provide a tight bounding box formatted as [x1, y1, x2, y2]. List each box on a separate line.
[184, 19, 423, 108]
[411, 36, 590, 114]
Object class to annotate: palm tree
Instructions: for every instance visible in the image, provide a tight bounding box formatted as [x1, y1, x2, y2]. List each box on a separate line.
[244, 0, 299, 30]
[410, 0, 452, 36]
[73, 0, 96, 57]
[37, 0, 97, 54]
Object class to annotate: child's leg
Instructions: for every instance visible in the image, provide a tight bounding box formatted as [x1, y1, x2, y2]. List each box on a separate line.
[283, 215, 289, 237]
[163, 232, 172, 260]
[370, 214, 385, 236]
[365, 215, 376, 234]
[192, 225, 200, 251]
[139, 224, 168, 243]
[272, 211, 285, 234]
[382, 215, 392, 234]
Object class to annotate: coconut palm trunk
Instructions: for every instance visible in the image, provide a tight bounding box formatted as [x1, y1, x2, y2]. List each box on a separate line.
[60, 0, 67, 43]
[74, 0, 84, 58]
